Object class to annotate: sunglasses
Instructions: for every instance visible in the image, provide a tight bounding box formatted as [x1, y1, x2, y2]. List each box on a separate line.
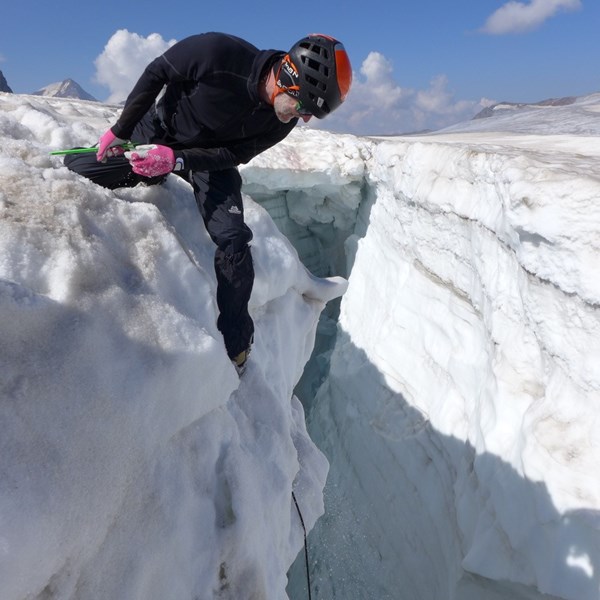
[295, 101, 313, 116]
[273, 55, 313, 117]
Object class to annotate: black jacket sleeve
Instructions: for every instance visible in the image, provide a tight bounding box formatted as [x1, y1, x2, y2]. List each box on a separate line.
[174, 121, 295, 171]
[111, 36, 213, 140]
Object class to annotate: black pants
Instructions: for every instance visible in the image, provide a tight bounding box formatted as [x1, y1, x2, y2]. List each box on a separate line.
[64, 141, 254, 360]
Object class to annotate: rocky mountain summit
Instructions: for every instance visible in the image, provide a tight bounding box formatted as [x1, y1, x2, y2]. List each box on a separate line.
[473, 95, 576, 119]
[32, 78, 96, 101]
[0, 70, 13, 93]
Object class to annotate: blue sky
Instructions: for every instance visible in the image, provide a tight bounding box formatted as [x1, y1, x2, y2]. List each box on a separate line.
[1, 0, 598, 134]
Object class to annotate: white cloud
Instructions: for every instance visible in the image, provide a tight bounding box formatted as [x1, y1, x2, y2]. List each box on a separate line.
[480, 0, 582, 35]
[94, 30, 177, 103]
[93, 36, 489, 136]
[358, 52, 407, 110]
[311, 52, 492, 136]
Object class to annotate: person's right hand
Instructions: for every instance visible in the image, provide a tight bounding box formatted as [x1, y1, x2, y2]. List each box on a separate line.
[96, 129, 127, 162]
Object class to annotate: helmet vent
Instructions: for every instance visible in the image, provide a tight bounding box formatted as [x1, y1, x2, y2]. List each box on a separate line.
[305, 74, 327, 92]
[306, 57, 323, 73]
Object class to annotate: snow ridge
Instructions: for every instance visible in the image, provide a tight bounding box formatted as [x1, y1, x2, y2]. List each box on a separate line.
[0, 94, 340, 600]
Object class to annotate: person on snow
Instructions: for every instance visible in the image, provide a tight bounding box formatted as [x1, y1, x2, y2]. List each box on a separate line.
[64, 32, 352, 374]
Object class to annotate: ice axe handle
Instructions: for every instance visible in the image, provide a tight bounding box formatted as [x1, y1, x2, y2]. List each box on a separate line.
[49, 143, 138, 156]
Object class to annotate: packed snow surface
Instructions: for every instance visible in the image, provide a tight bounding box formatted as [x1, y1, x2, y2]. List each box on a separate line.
[0, 93, 343, 599]
[301, 94, 600, 600]
[1, 90, 600, 600]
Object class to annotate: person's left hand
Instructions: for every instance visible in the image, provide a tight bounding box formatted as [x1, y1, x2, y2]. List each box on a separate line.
[125, 145, 176, 177]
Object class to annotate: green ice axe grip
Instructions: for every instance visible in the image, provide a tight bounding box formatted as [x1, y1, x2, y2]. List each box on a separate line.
[50, 143, 138, 156]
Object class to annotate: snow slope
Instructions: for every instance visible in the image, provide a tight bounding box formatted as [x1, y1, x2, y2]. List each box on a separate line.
[0, 93, 344, 599]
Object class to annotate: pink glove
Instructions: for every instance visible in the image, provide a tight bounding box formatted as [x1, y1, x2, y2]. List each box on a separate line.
[125, 145, 176, 177]
[97, 129, 127, 162]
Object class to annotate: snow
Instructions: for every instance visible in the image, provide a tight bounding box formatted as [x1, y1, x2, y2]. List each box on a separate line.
[299, 98, 600, 599]
[0, 93, 340, 599]
[439, 92, 600, 136]
[1, 89, 600, 600]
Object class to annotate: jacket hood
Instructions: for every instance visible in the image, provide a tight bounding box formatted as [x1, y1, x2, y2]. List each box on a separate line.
[247, 50, 285, 104]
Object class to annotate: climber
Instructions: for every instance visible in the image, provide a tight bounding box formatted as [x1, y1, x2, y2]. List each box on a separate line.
[64, 32, 352, 374]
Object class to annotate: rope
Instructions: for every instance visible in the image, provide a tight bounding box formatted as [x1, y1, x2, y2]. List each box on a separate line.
[292, 490, 313, 600]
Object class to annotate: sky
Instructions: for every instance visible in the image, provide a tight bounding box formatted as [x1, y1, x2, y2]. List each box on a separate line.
[1, 0, 598, 135]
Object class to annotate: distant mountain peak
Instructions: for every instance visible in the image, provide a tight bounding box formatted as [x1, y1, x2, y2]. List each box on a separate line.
[473, 95, 577, 120]
[32, 79, 97, 102]
[0, 70, 13, 93]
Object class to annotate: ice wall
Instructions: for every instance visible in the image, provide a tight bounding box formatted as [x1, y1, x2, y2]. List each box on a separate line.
[276, 117, 600, 598]
[241, 129, 369, 401]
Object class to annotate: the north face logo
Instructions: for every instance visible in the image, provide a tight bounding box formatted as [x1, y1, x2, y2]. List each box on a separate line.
[228, 206, 242, 215]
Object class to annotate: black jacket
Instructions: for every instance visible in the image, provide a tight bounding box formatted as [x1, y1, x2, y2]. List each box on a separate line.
[111, 32, 297, 172]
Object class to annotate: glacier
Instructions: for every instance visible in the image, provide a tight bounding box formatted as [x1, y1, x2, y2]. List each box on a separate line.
[1, 91, 600, 600]
[0, 93, 340, 600]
